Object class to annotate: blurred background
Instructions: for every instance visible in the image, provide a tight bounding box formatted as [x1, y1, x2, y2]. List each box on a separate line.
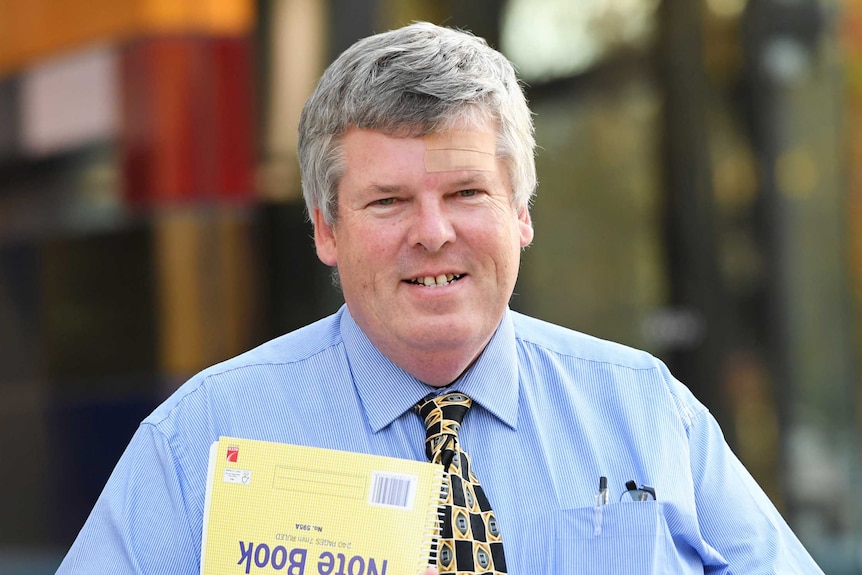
[0, 0, 859, 572]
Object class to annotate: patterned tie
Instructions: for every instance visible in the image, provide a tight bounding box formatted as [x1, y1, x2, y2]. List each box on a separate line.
[415, 392, 507, 574]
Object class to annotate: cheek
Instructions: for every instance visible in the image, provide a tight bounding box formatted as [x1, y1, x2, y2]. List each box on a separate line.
[337, 230, 392, 280]
[358, 223, 403, 259]
[499, 227, 527, 274]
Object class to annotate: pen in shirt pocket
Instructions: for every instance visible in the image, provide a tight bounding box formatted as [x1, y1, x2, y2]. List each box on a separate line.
[595, 476, 609, 506]
[593, 476, 609, 535]
[621, 479, 656, 502]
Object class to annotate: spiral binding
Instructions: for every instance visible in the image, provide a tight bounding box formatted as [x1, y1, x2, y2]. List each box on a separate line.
[419, 467, 447, 572]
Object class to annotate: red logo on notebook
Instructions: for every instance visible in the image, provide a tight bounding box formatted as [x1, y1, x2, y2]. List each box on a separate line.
[226, 446, 239, 462]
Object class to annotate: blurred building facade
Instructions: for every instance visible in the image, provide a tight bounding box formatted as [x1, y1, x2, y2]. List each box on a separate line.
[0, 0, 859, 572]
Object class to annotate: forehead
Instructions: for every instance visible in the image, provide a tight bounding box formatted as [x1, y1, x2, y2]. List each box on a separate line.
[339, 124, 498, 169]
[337, 128, 506, 196]
[424, 130, 496, 173]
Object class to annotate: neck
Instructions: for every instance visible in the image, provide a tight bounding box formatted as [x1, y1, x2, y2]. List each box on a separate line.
[384, 344, 487, 388]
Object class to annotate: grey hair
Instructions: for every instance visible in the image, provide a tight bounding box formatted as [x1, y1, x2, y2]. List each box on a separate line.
[298, 21, 536, 227]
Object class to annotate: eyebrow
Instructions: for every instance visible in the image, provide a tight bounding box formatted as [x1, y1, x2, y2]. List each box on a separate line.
[360, 183, 408, 197]
[449, 174, 490, 188]
[360, 175, 490, 195]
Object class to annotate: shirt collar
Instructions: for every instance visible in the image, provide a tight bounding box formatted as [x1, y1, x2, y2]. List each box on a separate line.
[340, 305, 520, 433]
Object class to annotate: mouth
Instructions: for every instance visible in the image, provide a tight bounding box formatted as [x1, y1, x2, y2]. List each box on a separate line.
[404, 273, 466, 288]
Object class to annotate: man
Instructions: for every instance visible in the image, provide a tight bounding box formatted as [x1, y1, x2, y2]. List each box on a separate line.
[58, 22, 823, 574]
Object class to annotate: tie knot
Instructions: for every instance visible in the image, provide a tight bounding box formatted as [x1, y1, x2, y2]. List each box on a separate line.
[415, 392, 473, 467]
[416, 391, 472, 425]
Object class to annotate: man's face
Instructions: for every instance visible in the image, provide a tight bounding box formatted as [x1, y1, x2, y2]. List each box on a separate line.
[313, 122, 533, 385]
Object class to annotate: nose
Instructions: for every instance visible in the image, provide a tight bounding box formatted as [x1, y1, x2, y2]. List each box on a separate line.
[407, 198, 456, 252]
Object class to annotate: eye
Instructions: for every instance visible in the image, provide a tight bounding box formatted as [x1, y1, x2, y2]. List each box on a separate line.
[374, 197, 396, 206]
[458, 189, 479, 198]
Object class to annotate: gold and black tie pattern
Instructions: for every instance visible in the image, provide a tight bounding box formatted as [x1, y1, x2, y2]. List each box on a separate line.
[415, 392, 506, 574]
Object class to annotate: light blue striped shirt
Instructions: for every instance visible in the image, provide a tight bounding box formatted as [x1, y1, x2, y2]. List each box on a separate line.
[58, 305, 823, 574]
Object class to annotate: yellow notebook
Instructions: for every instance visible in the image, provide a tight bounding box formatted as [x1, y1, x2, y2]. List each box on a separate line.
[200, 436, 445, 575]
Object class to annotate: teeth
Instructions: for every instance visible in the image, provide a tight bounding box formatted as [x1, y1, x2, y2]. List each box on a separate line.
[414, 274, 461, 287]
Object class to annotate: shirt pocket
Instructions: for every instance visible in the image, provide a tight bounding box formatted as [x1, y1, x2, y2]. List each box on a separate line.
[553, 502, 700, 575]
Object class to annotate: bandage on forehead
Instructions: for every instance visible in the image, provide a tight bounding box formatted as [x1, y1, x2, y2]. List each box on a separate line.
[424, 131, 496, 172]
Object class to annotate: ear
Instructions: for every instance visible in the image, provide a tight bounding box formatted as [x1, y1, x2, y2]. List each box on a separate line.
[313, 208, 338, 266]
[518, 207, 534, 248]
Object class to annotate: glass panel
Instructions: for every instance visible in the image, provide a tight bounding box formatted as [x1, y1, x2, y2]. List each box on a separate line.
[501, 0, 660, 82]
[515, 76, 666, 352]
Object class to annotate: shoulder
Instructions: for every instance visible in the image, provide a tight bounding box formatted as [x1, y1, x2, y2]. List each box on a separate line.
[510, 311, 706, 427]
[511, 311, 659, 370]
[143, 311, 345, 428]
[201, 311, 343, 374]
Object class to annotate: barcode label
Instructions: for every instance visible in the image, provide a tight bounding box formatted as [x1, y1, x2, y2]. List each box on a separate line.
[369, 471, 417, 510]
